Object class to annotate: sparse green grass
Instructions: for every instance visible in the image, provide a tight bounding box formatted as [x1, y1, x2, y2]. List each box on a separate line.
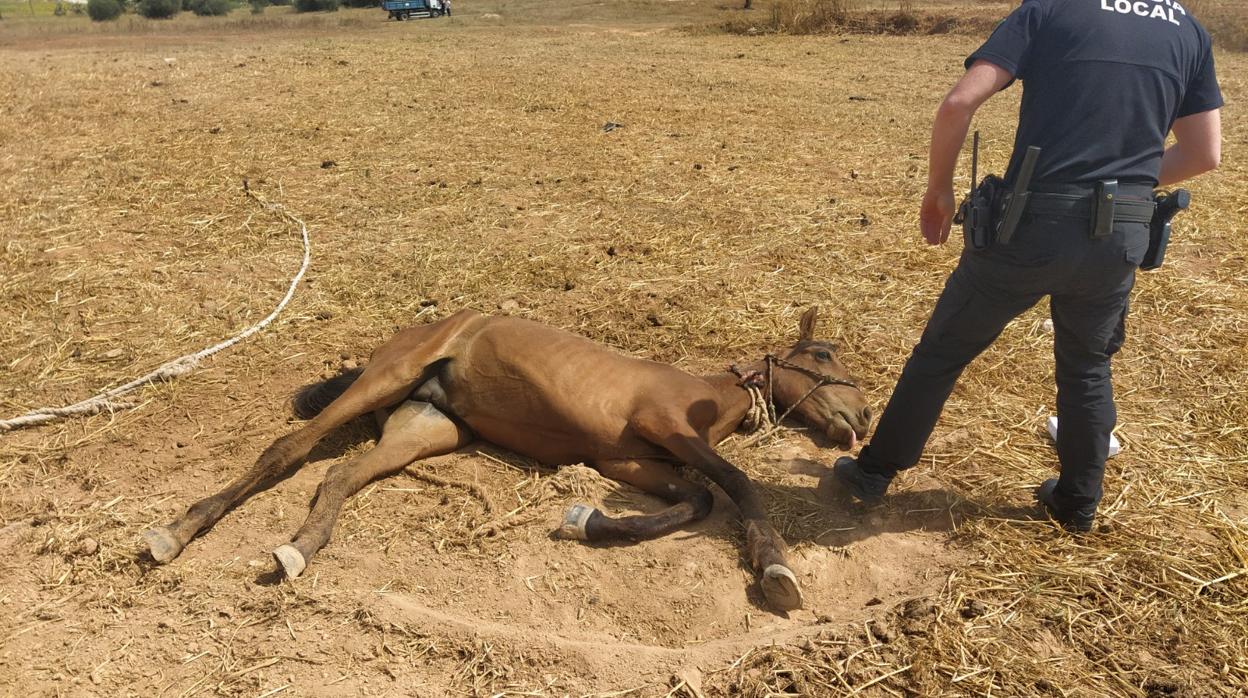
[0, 0, 63, 18]
[0, 3, 376, 38]
[0, 0, 724, 38]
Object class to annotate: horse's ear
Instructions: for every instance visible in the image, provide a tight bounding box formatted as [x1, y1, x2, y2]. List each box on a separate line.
[798, 307, 819, 341]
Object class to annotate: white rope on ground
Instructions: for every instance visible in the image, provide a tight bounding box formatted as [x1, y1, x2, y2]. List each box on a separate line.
[0, 188, 311, 432]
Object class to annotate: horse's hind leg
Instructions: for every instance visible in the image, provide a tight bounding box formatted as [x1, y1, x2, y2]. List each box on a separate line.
[634, 414, 802, 612]
[273, 401, 472, 578]
[143, 310, 483, 564]
[142, 367, 419, 564]
[552, 459, 713, 543]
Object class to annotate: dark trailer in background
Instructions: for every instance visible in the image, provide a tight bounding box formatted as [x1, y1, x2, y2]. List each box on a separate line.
[382, 0, 448, 20]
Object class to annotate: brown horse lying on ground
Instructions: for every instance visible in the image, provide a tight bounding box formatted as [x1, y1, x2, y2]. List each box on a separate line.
[143, 307, 871, 611]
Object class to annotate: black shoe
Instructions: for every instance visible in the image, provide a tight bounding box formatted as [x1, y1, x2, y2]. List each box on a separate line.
[1035, 478, 1095, 532]
[831, 456, 893, 505]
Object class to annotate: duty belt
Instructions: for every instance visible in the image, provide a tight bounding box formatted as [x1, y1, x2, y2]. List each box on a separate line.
[1025, 181, 1157, 239]
[1026, 193, 1156, 223]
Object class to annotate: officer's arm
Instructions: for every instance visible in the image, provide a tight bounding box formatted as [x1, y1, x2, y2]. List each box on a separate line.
[922, 60, 1014, 245]
[1158, 110, 1222, 187]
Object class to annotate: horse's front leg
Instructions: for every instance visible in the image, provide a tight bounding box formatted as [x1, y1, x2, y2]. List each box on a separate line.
[552, 458, 714, 542]
[633, 411, 802, 612]
[274, 401, 473, 578]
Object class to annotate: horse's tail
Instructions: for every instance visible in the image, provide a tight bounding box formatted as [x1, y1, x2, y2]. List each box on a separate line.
[291, 367, 364, 420]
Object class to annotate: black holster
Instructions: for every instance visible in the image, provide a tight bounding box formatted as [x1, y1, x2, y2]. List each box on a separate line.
[1143, 189, 1191, 271]
[955, 175, 1005, 251]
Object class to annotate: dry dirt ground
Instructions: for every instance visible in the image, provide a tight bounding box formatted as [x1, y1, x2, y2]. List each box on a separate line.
[1, 1, 1246, 696]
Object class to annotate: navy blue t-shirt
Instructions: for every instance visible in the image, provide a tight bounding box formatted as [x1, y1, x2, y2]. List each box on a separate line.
[968, 0, 1223, 186]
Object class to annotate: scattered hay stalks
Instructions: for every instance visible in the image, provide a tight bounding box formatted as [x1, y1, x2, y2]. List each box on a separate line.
[701, 502, 1248, 696]
[392, 458, 623, 549]
[0, 9, 1246, 696]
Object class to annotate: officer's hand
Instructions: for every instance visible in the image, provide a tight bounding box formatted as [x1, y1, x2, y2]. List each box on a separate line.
[920, 188, 956, 245]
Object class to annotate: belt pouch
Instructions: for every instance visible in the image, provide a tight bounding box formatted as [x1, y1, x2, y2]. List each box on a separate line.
[1091, 180, 1118, 239]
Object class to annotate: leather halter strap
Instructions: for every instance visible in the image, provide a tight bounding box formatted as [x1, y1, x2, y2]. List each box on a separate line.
[763, 354, 859, 390]
[729, 354, 861, 437]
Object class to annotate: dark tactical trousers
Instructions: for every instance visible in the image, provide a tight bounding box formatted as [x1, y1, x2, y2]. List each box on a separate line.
[859, 210, 1151, 518]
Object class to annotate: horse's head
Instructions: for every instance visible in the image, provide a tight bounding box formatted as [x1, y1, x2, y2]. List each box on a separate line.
[767, 307, 872, 449]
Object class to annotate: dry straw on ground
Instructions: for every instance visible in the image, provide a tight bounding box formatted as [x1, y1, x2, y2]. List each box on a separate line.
[1, 1, 1245, 696]
[727, 0, 1247, 44]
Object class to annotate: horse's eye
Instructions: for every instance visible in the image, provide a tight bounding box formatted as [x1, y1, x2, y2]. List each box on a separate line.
[814, 350, 833, 362]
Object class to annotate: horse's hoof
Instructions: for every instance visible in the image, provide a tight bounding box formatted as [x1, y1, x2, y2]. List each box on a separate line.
[762, 564, 803, 612]
[273, 544, 307, 579]
[142, 526, 183, 564]
[553, 503, 596, 541]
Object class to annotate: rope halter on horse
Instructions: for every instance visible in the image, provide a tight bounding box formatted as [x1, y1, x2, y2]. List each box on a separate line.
[732, 373, 774, 434]
[730, 354, 860, 437]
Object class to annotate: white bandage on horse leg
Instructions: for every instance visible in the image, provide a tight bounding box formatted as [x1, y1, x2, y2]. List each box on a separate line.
[557, 503, 596, 541]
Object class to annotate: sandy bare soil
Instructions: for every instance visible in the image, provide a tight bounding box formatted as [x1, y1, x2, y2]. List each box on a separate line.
[1, 2, 1245, 696]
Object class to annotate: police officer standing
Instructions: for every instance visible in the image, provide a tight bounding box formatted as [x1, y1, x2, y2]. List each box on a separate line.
[832, 0, 1223, 531]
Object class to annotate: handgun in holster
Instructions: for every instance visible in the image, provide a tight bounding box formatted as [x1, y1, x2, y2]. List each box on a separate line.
[1142, 189, 1190, 271]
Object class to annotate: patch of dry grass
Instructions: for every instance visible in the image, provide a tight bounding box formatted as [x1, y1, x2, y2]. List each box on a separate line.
[1175, 1, 1246, 51]
[712, 0, 1006, 36]
[1203, 4, 1248, 52]
[766, 0, 854, 34]
[717, 0, 1248, 46]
